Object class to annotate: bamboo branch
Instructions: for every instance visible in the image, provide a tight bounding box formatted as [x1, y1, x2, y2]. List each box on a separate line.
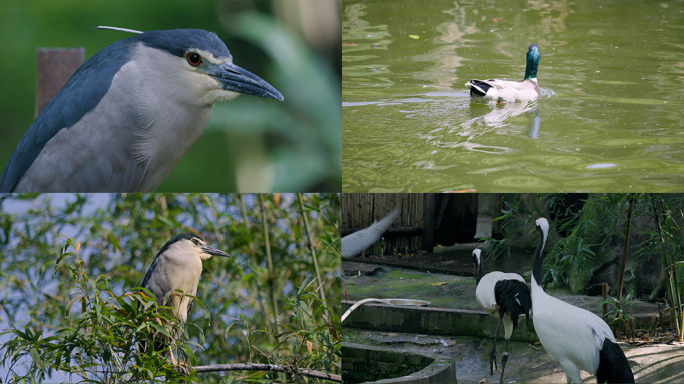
[653, 197, 683, 339]
[192, 364, 341, 382]
[239, 194, 250, 229]
[259, 194, 278, 322]
[617, 194, 635, 301]
[297, 193, 327, 316]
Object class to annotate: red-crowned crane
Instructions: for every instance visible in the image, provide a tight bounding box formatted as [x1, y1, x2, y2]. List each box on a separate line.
[473, 248, 531, 383]
[532, 217, 634, 383]
[342, 208, 398, 259]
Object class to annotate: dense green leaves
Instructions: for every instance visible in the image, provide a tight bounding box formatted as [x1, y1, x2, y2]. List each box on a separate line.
[0, 193, 340, 382]
[481, 194, 684, 292]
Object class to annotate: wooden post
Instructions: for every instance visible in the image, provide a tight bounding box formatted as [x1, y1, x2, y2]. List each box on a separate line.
[602, 283, 609, 317]
[435, 194, 450, 229]
[422, 194, 437, 253]
[617, 194, 636, 301]
[656, 302, 665, 329]
[36, 48, 85, 116]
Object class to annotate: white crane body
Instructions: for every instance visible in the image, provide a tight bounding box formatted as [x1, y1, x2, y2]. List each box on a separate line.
[476, 271, 527, 340]
[473, 249, 531, 383]
[531, 218, 634, 384]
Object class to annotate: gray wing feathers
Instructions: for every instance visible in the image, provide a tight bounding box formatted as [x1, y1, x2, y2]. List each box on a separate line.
[186, 299, 194, 320]
[12, 72, 147, 192]
[141, 251, 171, 305]
[467, 79, 537, 91]
[0, 38, 134, 192]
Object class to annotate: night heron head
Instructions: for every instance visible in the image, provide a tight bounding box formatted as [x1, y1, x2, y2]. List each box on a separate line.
[134, 29, 284, 106]
[162, 232, 231, 261]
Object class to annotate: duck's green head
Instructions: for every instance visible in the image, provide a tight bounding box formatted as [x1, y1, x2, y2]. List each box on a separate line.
[524, 43, 540, 80]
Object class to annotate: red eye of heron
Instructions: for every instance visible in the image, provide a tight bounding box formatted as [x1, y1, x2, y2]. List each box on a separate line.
[187, 53, 202, 66]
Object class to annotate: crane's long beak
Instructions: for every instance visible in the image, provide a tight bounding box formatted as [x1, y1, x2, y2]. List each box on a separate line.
[209, 62, 284, 101]
[201, 245, 231, 258]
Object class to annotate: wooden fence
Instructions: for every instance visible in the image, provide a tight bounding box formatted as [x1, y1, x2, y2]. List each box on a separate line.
[341, 194, 437, 256]
[341, 194, 479, 257]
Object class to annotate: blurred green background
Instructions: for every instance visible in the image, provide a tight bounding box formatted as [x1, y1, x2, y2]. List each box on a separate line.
[0, 0, 341, 192]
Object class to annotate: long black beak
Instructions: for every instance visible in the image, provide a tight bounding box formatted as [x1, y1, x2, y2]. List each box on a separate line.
[201, 245, 231, 258]
[212, 62, 284, 101]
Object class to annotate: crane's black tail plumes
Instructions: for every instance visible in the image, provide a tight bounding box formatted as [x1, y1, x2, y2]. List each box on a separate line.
[494, 279, 532, 329]
[596, 338, 634, 383]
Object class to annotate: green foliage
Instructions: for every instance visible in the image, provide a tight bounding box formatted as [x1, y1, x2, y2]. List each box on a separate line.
[2, 239, 195, 383]
[0, 193, 341, 382]
[481, 194, 684, 292]
[479, 193, 551, 265]
[226, 275, 341, 382]
[601, 295, 634, 329]
[635, 194, 684, 340]
[206, 12, 342, 192]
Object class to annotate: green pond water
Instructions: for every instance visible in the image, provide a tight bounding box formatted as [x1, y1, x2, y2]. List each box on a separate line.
[342, 0, 684, 192]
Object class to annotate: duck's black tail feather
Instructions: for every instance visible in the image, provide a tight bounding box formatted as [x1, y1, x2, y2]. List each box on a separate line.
[466, 79, 492, 97]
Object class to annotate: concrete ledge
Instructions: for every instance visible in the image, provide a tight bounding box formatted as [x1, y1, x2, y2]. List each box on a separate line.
[343, 300, 539, 342]
[348, 257, 474, 277]
[342, 342, 457, 384]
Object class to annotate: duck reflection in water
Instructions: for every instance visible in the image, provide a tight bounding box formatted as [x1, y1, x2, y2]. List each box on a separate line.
[528, 108, 542, 139]
[464, 101, 541, 137]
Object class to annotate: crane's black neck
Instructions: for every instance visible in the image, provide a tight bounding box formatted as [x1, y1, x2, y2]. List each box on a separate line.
[532, 225, 546, 287]
[474, 253, 484, 285]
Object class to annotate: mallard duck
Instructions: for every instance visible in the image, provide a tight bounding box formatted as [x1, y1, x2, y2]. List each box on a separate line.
[465, 44, 541, 104]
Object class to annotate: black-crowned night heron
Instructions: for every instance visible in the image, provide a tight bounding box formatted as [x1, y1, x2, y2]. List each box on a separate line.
[140, 233, 231, 364]
[141, 233, 231, 323]
[0, 27, 283, 192]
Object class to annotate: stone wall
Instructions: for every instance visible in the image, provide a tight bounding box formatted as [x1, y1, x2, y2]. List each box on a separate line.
[342, 343, 457, 384]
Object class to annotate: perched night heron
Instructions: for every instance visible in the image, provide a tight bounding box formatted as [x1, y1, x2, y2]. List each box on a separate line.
[0, 27, 283, 193]
[141, 233, 231, 322]
[140, 233, 231, 363]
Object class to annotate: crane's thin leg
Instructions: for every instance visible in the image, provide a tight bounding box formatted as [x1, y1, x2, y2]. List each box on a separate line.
[499, 338, 509, 384]
[490, 316, 502, 376]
